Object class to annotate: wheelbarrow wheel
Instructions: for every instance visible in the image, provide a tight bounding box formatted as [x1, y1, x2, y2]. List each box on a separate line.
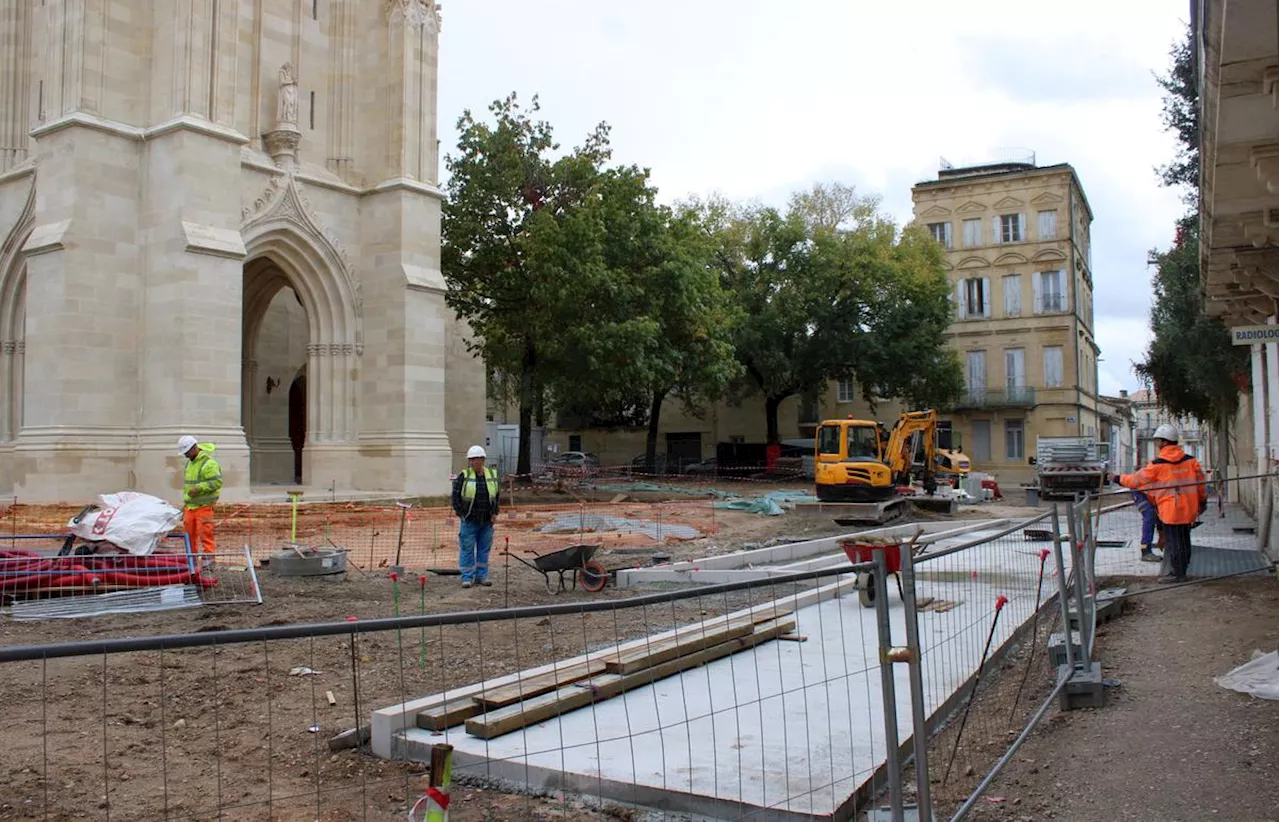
[856, 572, 877, 608]
[580, 561, 608, 593]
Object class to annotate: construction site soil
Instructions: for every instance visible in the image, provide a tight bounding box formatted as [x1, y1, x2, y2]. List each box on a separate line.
[0, 482, 1030, 821]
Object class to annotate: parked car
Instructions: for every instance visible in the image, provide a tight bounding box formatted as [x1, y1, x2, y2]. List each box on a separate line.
[630, 453, 670, 475]
[770, 440, 815, 479]
[542, 451, 601, 480]
[684, 458, 718, 476]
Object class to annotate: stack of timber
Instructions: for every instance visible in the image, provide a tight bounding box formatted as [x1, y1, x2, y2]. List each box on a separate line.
[415, 610, 799, 740]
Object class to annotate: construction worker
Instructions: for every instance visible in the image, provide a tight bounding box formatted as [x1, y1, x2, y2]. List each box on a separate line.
[452, 445, 499, 589]
[178, 435, 223, 563]
[1118, 425, 1206, 584]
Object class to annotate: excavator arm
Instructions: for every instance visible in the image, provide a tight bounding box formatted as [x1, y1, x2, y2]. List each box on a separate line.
[884, 410, 938, 489]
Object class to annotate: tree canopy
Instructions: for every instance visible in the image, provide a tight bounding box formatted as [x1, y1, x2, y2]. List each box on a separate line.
[442, 93, 620, 476]
[442, 94, 739, 474]
[444, 98, 965, 469]
[1135, 27, 1248, 430]
[1135, 219, 1248, 427]
[692, 185, 963, 442]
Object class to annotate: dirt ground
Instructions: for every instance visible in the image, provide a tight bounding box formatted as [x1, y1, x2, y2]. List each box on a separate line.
[0, 484, 1033, 821]
[926, 575, 1279, 822]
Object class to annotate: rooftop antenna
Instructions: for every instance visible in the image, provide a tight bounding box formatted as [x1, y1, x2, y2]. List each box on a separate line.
[939, 156, 954, 171]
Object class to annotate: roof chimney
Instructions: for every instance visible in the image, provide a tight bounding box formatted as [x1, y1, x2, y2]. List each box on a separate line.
[1119, 389, 1128, 399]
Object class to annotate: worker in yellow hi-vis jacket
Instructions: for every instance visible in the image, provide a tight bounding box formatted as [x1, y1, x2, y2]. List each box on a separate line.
[178, 434, 223, 563]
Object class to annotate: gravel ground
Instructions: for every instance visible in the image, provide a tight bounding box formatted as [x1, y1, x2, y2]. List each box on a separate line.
[942, 575, 1279, 822]
[0, 488, 1038, 822]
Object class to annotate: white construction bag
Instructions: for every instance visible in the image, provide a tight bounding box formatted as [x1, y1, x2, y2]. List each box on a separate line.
[1214, 649, 1279, 701]
[67, 492, 184, 556]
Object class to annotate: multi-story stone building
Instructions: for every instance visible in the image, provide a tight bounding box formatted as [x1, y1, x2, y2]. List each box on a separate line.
[1129, 389, 1207, 463]
[1098, 390, 1137, 474]
[0, 1, 485, 503]
[911, 158, 1101, 486]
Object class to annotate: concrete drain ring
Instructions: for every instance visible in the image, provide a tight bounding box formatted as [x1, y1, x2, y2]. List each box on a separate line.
[269, 546, 348, 577]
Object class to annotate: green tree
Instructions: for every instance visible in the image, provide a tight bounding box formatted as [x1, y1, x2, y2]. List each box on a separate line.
[1135, 218, 1248, 428]
[441, 93, 615, 478]
[545, 172, 741, 472]
[1136, 28, 1248, 442]
[1155, 23, 1199, 195]
[697, 185, 962, 443]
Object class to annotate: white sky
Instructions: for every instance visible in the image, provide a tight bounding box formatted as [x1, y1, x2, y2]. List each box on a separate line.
[436, 0, 1190, 397]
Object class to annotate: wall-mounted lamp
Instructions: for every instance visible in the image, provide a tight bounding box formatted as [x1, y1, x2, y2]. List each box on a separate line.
[265, 376, 281, 395]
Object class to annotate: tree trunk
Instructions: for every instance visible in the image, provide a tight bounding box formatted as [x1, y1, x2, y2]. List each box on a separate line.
[645, 388, 666, 475]
[765, 395, 783, 444]
[534, 375, 546, 428]
[516, 339, 537, 483]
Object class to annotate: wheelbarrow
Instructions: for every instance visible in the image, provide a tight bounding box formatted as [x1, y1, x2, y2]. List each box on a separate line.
[505, 543, 608, 594]
[841, 539, 906, 608]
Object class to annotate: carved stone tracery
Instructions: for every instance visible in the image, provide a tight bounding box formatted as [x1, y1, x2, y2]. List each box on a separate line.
[387, 0, 442, 32]
[241, 173, 361, 319]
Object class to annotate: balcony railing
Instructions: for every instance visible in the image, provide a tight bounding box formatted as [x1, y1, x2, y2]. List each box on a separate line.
[952, 386, 1037, 410]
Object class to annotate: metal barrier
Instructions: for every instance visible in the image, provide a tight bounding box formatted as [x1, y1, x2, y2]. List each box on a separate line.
[888, 472, 1276, 822]
[2, 474, 1269, 820]
[862, 509, 1077, 821]
[0, 560, 925, 821]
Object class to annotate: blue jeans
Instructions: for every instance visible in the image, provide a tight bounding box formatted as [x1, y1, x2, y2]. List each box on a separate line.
[458, 518, 493, 583]
[1131, 491, 1157, 547]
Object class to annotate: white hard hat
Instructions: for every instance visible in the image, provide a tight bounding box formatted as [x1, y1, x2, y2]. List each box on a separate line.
[177, 435, 198, 454]
[466, 445, 487, 460]
[1153, 424, 1179, 443]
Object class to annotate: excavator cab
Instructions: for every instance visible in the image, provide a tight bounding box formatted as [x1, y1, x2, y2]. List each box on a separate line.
[814, 416, 896, 502]
[814, 410, 943, 502]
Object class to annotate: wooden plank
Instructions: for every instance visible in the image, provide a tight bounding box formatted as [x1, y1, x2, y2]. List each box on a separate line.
[593, 610, 789, 673]
[602, 618, 755, 675]
[777, 634, 808, 642]
[466, 618, 797, 740]
[325, 690, 337, 706]
[471, 659, 608, 710]
[416, 696, 483, 731]
[596, 614, 750, 665]
[746, 607, 794, 624]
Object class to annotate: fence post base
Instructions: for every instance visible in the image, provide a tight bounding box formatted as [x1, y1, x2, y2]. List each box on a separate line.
[1057, 661, 1107, 711]
[1047, 631, 1085, 668]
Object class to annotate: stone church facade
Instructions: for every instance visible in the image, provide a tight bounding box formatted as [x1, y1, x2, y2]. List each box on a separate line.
[0, 0, 485, 504]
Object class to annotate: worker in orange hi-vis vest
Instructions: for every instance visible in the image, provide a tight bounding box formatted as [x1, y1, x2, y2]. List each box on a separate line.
[1118, 424, 1206, 584]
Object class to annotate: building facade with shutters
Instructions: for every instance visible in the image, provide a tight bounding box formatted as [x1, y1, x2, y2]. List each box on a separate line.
[1129, 389, 1208, 464]
[912, 159, 1101, 486]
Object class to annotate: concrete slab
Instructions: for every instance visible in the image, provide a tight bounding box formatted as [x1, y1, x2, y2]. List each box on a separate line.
[370, 576, 861, 760]
[388, 534, 1052, 818]
[615, 520, 1007, 587]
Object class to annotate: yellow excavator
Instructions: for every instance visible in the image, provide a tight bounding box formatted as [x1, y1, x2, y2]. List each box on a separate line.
[932, 430, 971, 486]
[815, 409, 967, 502]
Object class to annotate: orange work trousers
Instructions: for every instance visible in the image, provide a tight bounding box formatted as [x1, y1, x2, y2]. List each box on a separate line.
[183, 505, 216, 556]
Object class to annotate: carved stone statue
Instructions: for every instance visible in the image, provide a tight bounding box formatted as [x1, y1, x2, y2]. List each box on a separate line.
[277, 62, 298, 125]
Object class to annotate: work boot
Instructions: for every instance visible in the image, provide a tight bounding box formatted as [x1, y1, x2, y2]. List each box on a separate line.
[1157, 574, 1185, 584]
[478, 579, 493, 587]
[1140, 551, 1161, 563]
[461, 581, 472, 589]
